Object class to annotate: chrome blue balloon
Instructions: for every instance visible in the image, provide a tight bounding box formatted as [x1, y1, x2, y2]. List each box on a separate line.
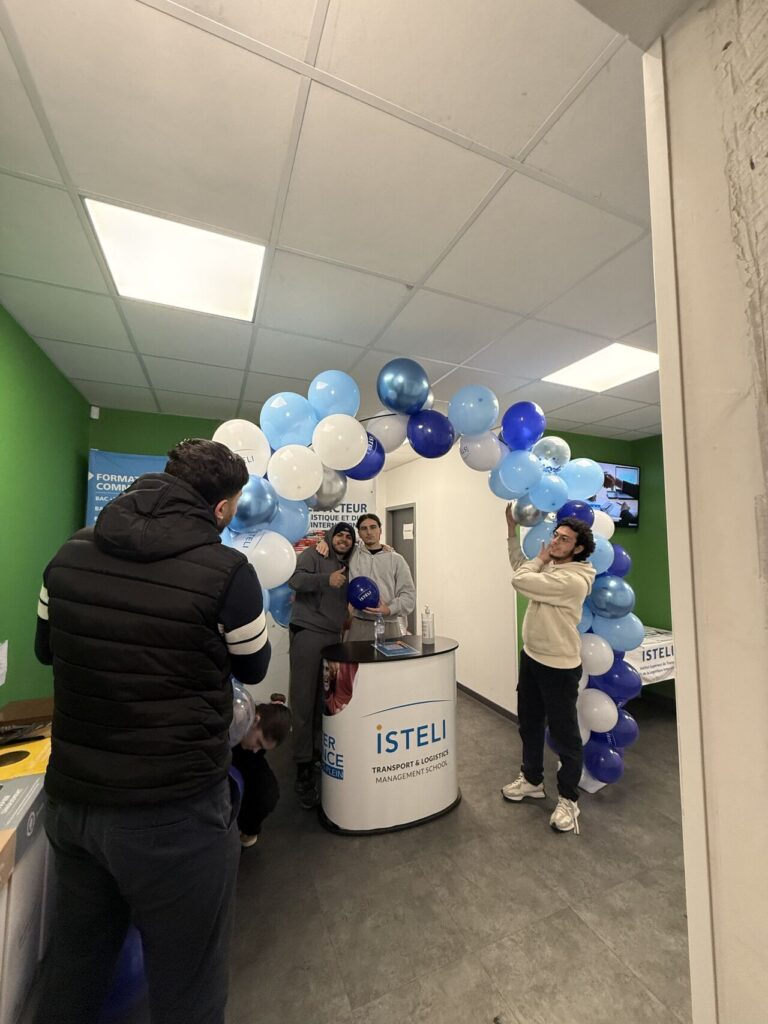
[260, 391, 318, 448]
[609, 543, 632, 578]
[497, 450, 543, 498]
[376, 358, 430, 414]
[488, 464, 519, 500]
[308, 370, 360, 418]
[501, 401, 546, 451]
[557, 500, 595, 527]
[588, 534, 615, 575]
[578, 604, 594, 634]
[269, 499, 310, 544]
[588, 575, 636, 620]
[347, 575, 380, 611]
[346, 433, 385, 480]
[584, 741, 624, 784]
[522, 519, 555, 559]
[589, 656, 642, 705]
[560, 458, 604, 500]
[447, 385, 499, 436]
[231, 476, 278, 532]
[591, 612, 645, 652]
[268, 582, 295, 628]
[528, 472, 568, 512]
[407, 410, 456, 459]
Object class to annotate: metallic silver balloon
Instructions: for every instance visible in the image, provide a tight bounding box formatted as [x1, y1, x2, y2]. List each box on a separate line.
[510, 497, 545, 527]
[532, 435, 571, 471]
[307, 466, 347, 511]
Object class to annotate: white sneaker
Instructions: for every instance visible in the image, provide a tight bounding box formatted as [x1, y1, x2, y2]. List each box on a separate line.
[501, 773, 546, 802]
[550, 796, 580, 835]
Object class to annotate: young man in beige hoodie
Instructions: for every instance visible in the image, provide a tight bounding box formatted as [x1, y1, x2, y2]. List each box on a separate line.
[502, 503, 596, 834]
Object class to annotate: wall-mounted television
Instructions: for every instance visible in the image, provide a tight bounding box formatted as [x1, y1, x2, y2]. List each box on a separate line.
[589, 462, 640, 528]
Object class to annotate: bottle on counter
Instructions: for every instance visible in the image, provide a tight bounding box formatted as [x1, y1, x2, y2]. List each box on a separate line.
[421, 606, 435, 645]
[374, 614, 385, 645]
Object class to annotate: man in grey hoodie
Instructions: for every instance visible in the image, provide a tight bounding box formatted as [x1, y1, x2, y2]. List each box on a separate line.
[288, 521, 355, 808]
[346, 513, 416, 641]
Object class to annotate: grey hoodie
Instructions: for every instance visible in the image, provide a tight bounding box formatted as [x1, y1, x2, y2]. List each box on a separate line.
[288, 527, 353, 634]
[349, 543, 416, 628]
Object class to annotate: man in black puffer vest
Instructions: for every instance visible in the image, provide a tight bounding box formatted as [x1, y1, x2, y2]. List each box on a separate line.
[33, 439, 271, 1024]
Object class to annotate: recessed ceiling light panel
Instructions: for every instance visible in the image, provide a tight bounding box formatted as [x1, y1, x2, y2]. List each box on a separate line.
[543, 343, 659, 392]
[85, 199, 264, 321]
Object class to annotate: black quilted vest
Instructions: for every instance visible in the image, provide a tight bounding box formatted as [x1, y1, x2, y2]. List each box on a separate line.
[44, 473, 246, 805]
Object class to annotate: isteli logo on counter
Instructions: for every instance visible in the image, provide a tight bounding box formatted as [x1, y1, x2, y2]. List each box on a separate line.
[375, 719, 446, 754]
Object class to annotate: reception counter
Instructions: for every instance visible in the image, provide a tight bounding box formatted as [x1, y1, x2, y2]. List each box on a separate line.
[320, 636, 460, 834]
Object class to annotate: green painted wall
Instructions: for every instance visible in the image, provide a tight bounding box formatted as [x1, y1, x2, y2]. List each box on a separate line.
[0, 306, 89, 704]
[89, 408, 220, 455]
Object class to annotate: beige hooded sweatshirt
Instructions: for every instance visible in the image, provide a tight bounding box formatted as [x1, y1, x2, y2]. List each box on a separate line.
[508, 532, 596, 670]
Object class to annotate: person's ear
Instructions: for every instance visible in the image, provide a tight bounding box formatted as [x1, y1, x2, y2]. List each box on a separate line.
[574, 544, 584, 556]
[214, 497, 229, 522]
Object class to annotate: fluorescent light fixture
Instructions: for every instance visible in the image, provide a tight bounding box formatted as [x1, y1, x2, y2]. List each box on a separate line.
[85, 199, 265, 321]
[543, 343, 659, 392]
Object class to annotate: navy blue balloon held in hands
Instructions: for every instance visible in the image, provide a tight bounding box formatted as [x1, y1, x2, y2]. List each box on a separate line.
[347, 576, 380, 611]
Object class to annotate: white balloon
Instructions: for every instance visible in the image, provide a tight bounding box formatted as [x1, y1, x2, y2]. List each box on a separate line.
[577, 689, 619, 733]
[579, 721, 591, 744]
[213, 419, 271, 477]
[578, 667, 589, 693]
[580, 634, 614, 677]
[229, 529, 297, 589]
[459, 431, 504, 471]
[532, 435, 571, 471]
[592, 509, 616, 540]
[311, 415, 368, 471]
[366, 412, 409, 453]
[267, 446, 324, 501]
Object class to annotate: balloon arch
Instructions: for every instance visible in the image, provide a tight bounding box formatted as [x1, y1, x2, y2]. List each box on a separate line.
[213, 358, 644, 789]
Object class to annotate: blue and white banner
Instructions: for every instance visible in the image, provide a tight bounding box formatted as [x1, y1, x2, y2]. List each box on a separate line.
[86, 450, 166, 526]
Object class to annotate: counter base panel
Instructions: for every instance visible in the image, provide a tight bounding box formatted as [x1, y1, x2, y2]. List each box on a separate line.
[319, 790, 461, 836]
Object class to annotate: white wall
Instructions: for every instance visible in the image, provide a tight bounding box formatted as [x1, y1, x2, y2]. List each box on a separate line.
[377, 447, 519, 712]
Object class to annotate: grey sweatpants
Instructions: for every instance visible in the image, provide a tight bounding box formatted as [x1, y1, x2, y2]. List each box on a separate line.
[289, 626, 340, 764]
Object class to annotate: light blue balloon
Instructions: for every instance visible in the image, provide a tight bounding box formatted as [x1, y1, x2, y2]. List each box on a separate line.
[269, 500, 310, 544]
[522, 519, 555, 559]
[447, 385, 499, 437]
[376, 358, 430, 414]
[578, 604, 594, 634]
[308, 370, 360, 418]
[591, 612, 645, 652]
[261, 587, 270, 615]
[497, 450, 543, 498]
[560, 458, 604, 500]
[269, 582, 295, 628]
[488, 464, 520, 500]
[528, 472, 568, 512]
[260, 392, 318, 449]
[231, 476, 279, 533]
[220, 526, 235, 547]
[588, 534, 615, 575]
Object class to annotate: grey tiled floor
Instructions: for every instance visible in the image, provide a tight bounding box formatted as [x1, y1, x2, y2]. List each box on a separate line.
[27, 691, 692, 1024]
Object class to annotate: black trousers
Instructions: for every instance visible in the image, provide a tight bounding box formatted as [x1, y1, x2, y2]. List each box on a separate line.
[517, 649, 583, 801]
[289, 625, 339, 764]
[231, 746, 279, 835]
[34, 777, 241, 1024]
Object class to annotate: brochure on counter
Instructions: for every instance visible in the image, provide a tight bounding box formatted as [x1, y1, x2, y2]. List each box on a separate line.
[373, 640, 420, 657]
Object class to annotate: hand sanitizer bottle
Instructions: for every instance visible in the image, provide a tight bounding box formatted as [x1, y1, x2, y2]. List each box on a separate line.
[374, 614, 385, 645]
[421, 606, 435, 645]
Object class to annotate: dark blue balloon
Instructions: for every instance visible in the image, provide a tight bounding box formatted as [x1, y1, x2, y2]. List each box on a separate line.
[557, 500, 595, 527]
[589, 657, 642, 706]
[346, 433, 385, 480]
[612, 708, 639, 748]
[407, 410, 456, 458]
[609, 544, 632, 577]
[231, 476, 278, 532]
[99, 927, 146, 1024]
[584, 741, 624, 784]
[228, 766, 245, 797]
[347, 575, 380, 611]
[268, 582, 295, 628]
[377, 358, 430, 414]
[501, 401, 546, 451]
[587, 575, 636, 619]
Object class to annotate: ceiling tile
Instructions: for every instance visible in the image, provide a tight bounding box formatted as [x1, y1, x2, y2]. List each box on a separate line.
[426, 173, 643, 314]
[176, 0, 318, 59]
[279, 83, 502, 280]
[4, 0, 301, 237]
[0, 276, 129, 349]
[0, 33, 60, 180]
[497, 380, 594, 414]
[244, 372, 315, 404]
[575, 423, 631, 438]
[547, 394, 644, 423]
[543, 418, 584, 432]
[467, 317, 610, 380]
[261, 251, 408, 344]
[252, 328, 361, 377]
[622, 427, 663, 439]
[316, 0, 615, 155]
[619, 321, 657, 352]
[156, 390, 237, 420]
[525, 42, 650, 222]
[143, 356, 244, 398]
[239, 400, 264, 422]
[430, 366, 530, 403]
[604, 370, 660, 404]
[122, 301, 253, 369]
[384, 444, 419, 471]
[0, 175, 106, 291]
[593, 404, 662, 431]
[536, 236, 655, 337]
[35, 338, 147, 386]
[71, 379, 157, 412]
[375, 290, 520, 364]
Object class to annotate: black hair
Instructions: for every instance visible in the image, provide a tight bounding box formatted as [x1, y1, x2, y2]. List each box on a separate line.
[356, 512, 381, 529]
[254, 693, 292, 746]
[165, 439, 249, 506]
[557, 516, 596, 562]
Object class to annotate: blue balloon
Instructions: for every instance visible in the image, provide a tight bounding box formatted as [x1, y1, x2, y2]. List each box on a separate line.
[407, 410, 456, 458]
[609, 544, 632, 577]
[346, 433, 385, 480]
[308, 370, 360, 418]
[560, 458, 604, 500]
[228, 766, 245, 798]
[100, 927, 146, 1024]
[588, 534, 615, 575]
[578, 604, 594, 634]
[231, 476, 279, 532]
[588, 575, 636, 619]
[589, 656, 642, 705]
[497, 450, 543, 497]
[260, 392, 318, 448]
[377, 358, 430, 414]
[528, 472, 568, 512]
[269, 500, 310, 544]
[611, 708, 640, 748]
[347, 576, 380, 611]
[521, 519, 555, 559]
[591, 612, 645, 652]
[489, 464, 520, 499]
[501, 401, 546, 450]
[557, 500, 595, 527]
[447, 385, 499, 436]
[268, 582, 295, 628]
[584, 741, 624, 784]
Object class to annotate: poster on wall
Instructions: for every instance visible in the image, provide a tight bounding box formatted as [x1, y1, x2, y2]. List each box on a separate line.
[301, 478, 377, 550]
[86, 450, 166, 526]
